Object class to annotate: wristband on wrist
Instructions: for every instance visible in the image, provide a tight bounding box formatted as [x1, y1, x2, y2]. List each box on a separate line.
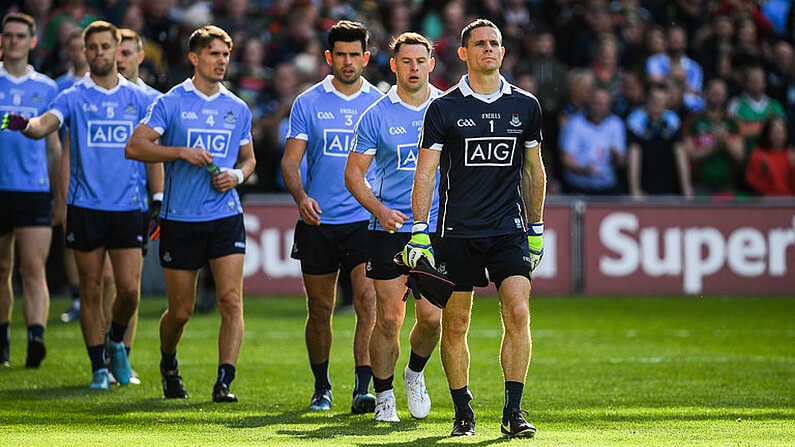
[230, 169, 244, 185]
[412, 221, 429, 233]
[528, 222, 544, 236]
[152, 192, 164, 202]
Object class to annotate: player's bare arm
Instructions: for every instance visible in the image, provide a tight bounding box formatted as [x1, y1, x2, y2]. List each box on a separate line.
[281, 137, 322, 225]
[522, 144, 546, 223]
[126, 123, 212, 166]
[211, 141, 256, 193]
[53, 132, 71, 227]
[411, 147, 440, 224]
[45, 131, 63, 225]
[18, 112, 60, 140]
[345, 151, 407, 232]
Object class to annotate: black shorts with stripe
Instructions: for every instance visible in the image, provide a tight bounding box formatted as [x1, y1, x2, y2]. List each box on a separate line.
[159, 214, 246, 270]
[290, 220, 368, 275]
[435, 232, 532, 291]
[0, 191, 51, 235]
[65, 205, 145, 251]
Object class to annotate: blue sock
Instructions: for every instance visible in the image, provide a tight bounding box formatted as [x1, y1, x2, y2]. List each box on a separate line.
[450, 386, 474, 418]
[354, 365, 372, 396]
[311, 361, 331, 391]
[504, 381, 524, 415]
[87, 345, 105, 372]
[217, 363, 235, 386]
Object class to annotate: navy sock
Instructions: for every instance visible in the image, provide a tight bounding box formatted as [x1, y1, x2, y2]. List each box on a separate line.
[27, 324, 44, 341]
[450, 386, 474, 418]
[0, 322, 9, 346]
[70, 286, 80, 300]
[160, 350, 178, 371]
[108, 321, 127, 343]
[126, 346, 131, 357]
[373, 375, 393, 393]
[217, 363, 235, 386]
[354, 365, 372, 396]
[311, 361, 331, 391]
[87, 344, 106, 371]
[504, 381, 524, 415]
[408, 350, 430, 373]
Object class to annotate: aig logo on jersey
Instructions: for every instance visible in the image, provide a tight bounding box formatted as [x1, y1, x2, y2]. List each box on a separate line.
[187, 128, 232, 158]
[87, 121, 133, 147]
[323, 129, 354, 157]
[464, 137, 516, 167]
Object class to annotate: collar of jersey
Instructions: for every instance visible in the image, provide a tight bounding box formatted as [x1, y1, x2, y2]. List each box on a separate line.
[0, 63, 34, 83]
[458, 74, 511, 103]
[182, 78, 228, 101]
[322, 74, 372, 100]
[80, 73, 129, 94]
[386, 85, 440, 111]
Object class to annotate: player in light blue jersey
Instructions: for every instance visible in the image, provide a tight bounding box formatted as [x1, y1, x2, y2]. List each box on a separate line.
[126, 25, 256, 403]
[281, 20, 383, 414]
[0, 13, 61, 368]
[344, 32, 442, 423]
[3, 21, 156, 390]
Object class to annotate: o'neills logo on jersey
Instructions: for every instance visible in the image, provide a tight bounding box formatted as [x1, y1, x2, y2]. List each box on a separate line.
[187, 128, 232, 158]
[464, 137, 516, 166]
[87, 121, 133, 147]
[323, 128, 354, 157]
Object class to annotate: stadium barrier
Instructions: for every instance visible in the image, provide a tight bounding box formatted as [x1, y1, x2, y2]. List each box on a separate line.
[137, 195, 795, 296]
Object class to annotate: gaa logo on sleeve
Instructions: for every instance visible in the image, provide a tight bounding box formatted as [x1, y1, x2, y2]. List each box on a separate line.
[464, 137, 516, 166]
[87, 121, 133, 147]
[323, 129, 354, 157]
[397, 143, 418, 171]
[187, 128, 232, 158]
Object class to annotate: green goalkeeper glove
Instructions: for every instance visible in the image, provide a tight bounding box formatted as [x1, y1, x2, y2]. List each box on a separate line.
[527, 222, 544, 273]
[402, 221, 434, 268]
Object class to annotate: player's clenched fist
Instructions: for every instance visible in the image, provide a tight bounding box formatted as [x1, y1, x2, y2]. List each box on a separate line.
[527, 222, 544, 273]
[0, 113, 29, 131]
[402, 221, 434, 268]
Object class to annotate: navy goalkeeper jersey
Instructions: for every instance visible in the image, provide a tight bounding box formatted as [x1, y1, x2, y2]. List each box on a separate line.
[420, 75, 542, 238]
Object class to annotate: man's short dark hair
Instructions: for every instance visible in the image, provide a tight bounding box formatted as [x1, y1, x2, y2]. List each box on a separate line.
[328, 20, 368, 52]
[389, 32, 433, 56]
[83, 21, 121, 45]
[460, 18, 501, 47]
[2, 12, 36, 36]
[188, 25, 233, 53]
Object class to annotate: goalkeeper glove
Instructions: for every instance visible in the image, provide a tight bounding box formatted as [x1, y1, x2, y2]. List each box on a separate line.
[402, 221, 434, 268]
[148, 194, 163, 240]
[527, 222, 544, 273]
[1, 113, 29, 131]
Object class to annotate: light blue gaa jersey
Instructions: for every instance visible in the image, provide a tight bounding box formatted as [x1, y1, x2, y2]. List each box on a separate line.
[131, 78, 161, 212]
[55, 70, 82, 92]
[0, 64, 58, 192]
[352, 85, 441, 232]
[286, 75, 383, 224]
[141, 79, 252, 222]
[50, 74, 151, 211]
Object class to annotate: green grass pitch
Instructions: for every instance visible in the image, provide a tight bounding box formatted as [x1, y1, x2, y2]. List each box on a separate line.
[0, 295, 793, 446]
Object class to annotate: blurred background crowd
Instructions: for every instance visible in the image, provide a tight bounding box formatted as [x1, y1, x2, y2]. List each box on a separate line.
[2, 0, 795, 198]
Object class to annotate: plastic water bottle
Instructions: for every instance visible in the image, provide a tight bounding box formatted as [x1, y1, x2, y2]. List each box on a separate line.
[207, 163, 222, 178]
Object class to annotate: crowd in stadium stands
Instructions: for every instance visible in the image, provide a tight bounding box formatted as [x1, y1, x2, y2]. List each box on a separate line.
[3, 0, 795, 197]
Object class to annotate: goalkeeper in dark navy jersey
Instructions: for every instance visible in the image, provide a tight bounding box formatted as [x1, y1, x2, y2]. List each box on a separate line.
[402, 18, 546, 438]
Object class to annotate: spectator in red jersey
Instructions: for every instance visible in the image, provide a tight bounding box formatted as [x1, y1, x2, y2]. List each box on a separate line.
[745, 117, 795, 196]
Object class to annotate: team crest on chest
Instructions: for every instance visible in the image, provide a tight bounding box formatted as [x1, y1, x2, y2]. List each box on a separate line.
[510, 113, 522, 127]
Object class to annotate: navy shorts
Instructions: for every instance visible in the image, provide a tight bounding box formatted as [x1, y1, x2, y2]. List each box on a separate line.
[291, 220, 368, 275]
[159, 214, 246, 270]
[435, 232, 532, 291]
[66, 205, 145, 251]
[0, 191, 52, 235]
